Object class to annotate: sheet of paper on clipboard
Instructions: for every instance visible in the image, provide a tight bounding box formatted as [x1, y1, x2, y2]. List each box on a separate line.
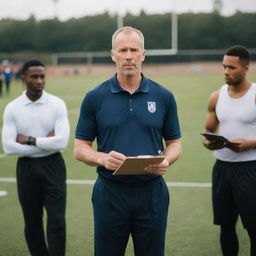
[113, 155, 165, 175]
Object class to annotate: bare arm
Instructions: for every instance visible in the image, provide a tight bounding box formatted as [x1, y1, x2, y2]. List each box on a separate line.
[145, 138, 182, 176]
[202, 90, 226, 150]
[74, 139, 126, 171]
[204, 91, 219, 133]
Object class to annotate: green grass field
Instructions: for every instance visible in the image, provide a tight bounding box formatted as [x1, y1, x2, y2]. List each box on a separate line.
[0, 70, 255, 256]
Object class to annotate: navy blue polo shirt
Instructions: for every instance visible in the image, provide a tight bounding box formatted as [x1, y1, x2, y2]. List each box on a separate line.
[75, 73, 181, 183]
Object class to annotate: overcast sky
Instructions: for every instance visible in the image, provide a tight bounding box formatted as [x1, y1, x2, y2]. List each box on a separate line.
[1, 0, 255, 21]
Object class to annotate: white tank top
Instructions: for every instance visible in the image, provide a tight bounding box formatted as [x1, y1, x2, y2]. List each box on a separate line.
[214, 83, 256, 162]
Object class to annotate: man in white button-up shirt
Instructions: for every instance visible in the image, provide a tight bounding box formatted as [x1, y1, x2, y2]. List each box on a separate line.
[2, 60, 70, 256]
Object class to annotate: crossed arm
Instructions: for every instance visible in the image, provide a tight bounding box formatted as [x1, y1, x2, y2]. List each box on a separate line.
[2, 105, 70, 156]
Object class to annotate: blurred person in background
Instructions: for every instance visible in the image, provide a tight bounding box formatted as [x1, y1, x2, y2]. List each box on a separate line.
[3, 60, 12, 95]
[0, 66, 4, 96]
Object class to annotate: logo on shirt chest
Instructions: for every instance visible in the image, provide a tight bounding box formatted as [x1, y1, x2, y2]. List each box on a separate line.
[147, 101, 156, 113]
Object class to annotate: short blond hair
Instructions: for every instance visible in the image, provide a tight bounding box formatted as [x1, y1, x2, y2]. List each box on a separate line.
[111, 26, 145, 50]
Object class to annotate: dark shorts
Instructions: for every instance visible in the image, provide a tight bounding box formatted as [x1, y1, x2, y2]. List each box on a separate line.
[212, 159, 256, 229]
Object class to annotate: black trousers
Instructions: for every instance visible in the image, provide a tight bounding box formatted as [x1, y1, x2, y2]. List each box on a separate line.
[92, 176, 169, 256]
[17, 152, 66, 256]
[5, 79, 10, 94]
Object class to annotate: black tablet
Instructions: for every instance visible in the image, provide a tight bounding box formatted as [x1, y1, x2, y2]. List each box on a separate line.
[200, 132, 228, 142]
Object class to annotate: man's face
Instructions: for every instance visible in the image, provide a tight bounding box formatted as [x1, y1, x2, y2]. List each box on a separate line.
[222, 55, 248, 86]
[111, 31, 146, 77]
[23, 66, 45, 98]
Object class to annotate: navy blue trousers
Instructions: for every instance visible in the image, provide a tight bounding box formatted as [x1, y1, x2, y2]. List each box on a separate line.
[92, 176, 169, 256]
[17, 152, 66, 256]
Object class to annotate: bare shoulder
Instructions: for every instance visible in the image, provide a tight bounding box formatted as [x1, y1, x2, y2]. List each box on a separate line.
[207, 90, 220, 111]
[209, 90, 220, 102]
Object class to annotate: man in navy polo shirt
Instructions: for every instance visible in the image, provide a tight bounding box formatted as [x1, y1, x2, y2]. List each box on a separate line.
[74, 26, 182, 256]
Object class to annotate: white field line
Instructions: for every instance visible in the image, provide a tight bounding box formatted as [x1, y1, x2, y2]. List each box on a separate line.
[0, 177, 211, 187]
[0, 154, 7, 158]
[0, 190, 8, 196]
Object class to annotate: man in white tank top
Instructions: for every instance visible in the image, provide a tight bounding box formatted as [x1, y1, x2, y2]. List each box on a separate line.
[202, 45, 256, 256]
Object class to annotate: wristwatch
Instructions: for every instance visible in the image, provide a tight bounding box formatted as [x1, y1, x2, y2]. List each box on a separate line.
[26, 136, 34, 145]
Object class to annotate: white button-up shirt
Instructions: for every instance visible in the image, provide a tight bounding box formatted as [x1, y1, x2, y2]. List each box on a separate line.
[2, 90, 70, 157]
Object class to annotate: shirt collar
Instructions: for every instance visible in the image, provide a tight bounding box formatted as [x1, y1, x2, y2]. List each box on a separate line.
[21, 90, 47, 105]
[110, 73, 150, 94]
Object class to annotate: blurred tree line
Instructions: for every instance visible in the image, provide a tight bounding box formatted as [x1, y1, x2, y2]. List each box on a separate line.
[0, 11, 255, 54]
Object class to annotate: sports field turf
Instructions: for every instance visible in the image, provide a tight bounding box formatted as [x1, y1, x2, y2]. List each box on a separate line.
[0, 69, 255, 255]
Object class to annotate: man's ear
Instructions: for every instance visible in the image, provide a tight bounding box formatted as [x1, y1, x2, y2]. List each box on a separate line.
[21, 74, 25, 83]
[111, 50, 116, 63]
[141, 50, 146, 62]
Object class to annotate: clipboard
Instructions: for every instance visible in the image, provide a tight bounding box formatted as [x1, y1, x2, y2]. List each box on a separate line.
[113, 155, 165, 175]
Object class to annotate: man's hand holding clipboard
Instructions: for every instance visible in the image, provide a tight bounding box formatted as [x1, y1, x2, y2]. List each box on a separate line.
[113, 155, 165, 175]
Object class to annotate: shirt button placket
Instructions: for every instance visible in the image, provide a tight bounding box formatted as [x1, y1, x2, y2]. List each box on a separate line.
[129, 98, 133, 111]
